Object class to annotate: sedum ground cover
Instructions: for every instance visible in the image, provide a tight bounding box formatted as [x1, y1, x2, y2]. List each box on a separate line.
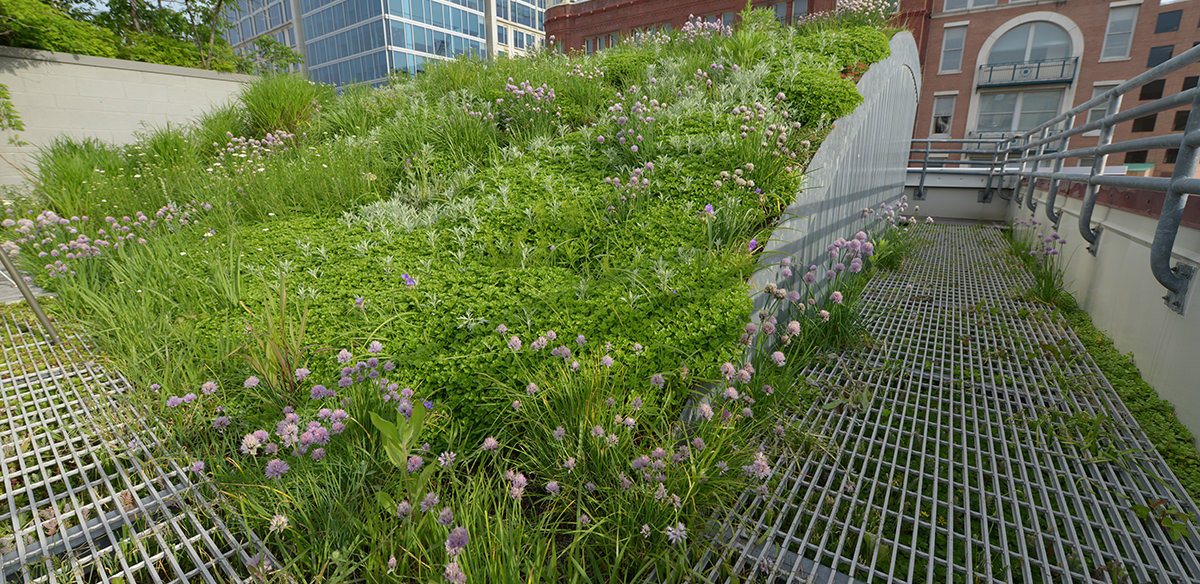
[2, 6, 902, 582]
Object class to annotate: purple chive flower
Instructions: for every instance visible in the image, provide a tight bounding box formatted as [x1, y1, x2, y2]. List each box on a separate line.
[546, 481, 561, 496]
[368, 341, 383, 353]
[496, 324, 508, 334]
[508, 336, 522, 351]
[407, 455, 424, 472]
[337, 349, 352, 364]
[244, 376, 260, 388]
[576, 334, 587, 346]
[166, 396, 183, 408]
[310, 447, 326, 461]
[526, 382, 539, 395]
[665, 522, 688, 545]
[150, 383, 161, 392]
[771, 351, 786, 366]
[445, 526, 469, 556]
[182, 392, 197, 403]
[401, 274, 416, 288]
[294, 368, 310, 382]
[445, 562, 467, 584]
[830, 291, 844, 304]
[396, 500, 412, 519]
[213, 416, 231, 430]
[201, 381, 219, 395]
[482, 436, 499, 451]
[420, 492, 440, 513]
[698, 402, 714, 421]
[650, 374, 664, 387]
[601, 355, 614, 368]
[190, 460, 205, 473]
[438, 451, 457, 467]
[591, 425, 605, 437]
[552, 426, 566, 441]
[437, 507, 454, 526]
[387, 556, 397, 572]
[512, 400, 522, 411]
[749, 239, 758, 251]
[570, 360, 581, 371]
[264, 458, 289, 479]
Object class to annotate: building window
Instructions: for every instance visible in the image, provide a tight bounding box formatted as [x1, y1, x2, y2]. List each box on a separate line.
[722, 12, 735, 27]
[792, 0, 808, 21]
[987, 21, 1070, 65]
[940, 26, 966, 73]
[1125, 150, 1148, 164]
[1156, 10, 1182, 33]
[977, 89, 1063, 134]
[1101, 6, 1137, 60]
[1147, 45, 1174, 68]
[1165, 148, 1179, 164]
[497, 25, 507, 45]
[1184, 76, 1198, 91]
[931, 95, 956, 135]
[943, 0, 996, 10]
[1175, 110, 1191, 132]
[1086, 84, 1119, 128]
[774, 2, 787, 23]
[1139, 79, 1166, 100]
[1132, 114, 1156, 132]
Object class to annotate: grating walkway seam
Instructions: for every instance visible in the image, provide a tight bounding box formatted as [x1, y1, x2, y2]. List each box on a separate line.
[0, 312, 273, 583]
[705, 224, 1200, 584]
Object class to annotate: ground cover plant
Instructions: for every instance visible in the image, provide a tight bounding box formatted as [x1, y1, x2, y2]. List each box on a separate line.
[1, 4, 906, 580]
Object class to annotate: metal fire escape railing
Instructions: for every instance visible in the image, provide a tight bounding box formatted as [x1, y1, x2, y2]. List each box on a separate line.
[976, 56, 1079, 87]
[911, 43, 1200, 315]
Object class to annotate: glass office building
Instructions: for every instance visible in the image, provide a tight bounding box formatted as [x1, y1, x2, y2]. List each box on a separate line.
[226, 0, 547, 86]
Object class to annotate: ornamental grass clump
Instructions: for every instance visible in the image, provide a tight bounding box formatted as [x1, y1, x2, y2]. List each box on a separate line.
[482, 329, 785, 580]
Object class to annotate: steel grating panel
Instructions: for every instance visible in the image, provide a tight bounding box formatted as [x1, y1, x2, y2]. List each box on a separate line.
[704, 224, 1200, 584]
[0, 312, 274, 583]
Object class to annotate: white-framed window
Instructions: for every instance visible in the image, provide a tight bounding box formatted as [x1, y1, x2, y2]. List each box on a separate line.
[774, 2, 788, 22]
[977, 89, 1064, 134]
[943, 0, 996, 11]
[792, 0, 808, 21]
[1084, 83, 1120, 134]
[987, 22, 1071, 64]
[940, 25, 967, 73]
[931, 95, 957, 136]
[1101, 6, 1138, 60]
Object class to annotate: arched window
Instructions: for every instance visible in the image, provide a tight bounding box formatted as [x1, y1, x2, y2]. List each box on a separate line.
[987, 22, 1071, 65]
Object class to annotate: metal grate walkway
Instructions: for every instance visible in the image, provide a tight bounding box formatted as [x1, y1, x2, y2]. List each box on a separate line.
[708, 224, 1200, 583]
[0, 311, 271, 583]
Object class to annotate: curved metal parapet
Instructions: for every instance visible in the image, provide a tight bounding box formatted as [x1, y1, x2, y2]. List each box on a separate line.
[751, 31, 921, 313]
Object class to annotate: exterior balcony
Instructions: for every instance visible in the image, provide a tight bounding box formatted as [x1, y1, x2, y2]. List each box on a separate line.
[976, 56, 1078, 87]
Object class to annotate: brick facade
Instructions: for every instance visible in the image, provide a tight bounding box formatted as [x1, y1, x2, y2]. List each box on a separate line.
[545, 0, 836, 53]
[903, 0, 1200, 177]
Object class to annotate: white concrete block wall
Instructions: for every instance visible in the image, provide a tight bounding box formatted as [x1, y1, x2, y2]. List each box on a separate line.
[0, 46, 256, 187]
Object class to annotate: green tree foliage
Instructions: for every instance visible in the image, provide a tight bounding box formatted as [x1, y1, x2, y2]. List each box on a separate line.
[0, 0, 241, 71]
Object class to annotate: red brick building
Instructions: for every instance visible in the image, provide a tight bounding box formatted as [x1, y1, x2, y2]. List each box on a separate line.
[545, 0, 838, 54]
[903, 0, 1200, 176]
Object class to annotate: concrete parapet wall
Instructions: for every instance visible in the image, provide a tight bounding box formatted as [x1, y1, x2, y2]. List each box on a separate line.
[0, 46, 256, 187]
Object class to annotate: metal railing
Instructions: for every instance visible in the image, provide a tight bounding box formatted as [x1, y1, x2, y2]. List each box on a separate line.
[977, 56, 1078, 87]
[911, 44, 1200, 314]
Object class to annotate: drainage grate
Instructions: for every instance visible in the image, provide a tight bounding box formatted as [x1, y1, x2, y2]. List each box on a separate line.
[0, 311, 273, 583]
[704, 224, 1200, 583]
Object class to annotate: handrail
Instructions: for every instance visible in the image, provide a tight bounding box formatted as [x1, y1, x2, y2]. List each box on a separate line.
[976, 56, 1078, 87]
[912, 43, 1200, 314]
[0, 251, 61, 344]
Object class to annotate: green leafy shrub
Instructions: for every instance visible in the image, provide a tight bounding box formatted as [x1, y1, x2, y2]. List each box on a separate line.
[600, 47, 657, 89]
[0, 0, 121, 58]
[768, 62, 863, 126]
[792, 25, 891, 69]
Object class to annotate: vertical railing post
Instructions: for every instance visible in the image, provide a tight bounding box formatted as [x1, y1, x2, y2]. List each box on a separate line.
[1079, 92, 1123, 255]
[1149, 88, 1200, 314]
[1025, 127, 1051, 212]
[915, 138, 930, 200]
[1014, 134, 1031, 206]
[987, 139, 1007, 202]
[1045, 114, 1074, 227]
[0, 251, 61, 344]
